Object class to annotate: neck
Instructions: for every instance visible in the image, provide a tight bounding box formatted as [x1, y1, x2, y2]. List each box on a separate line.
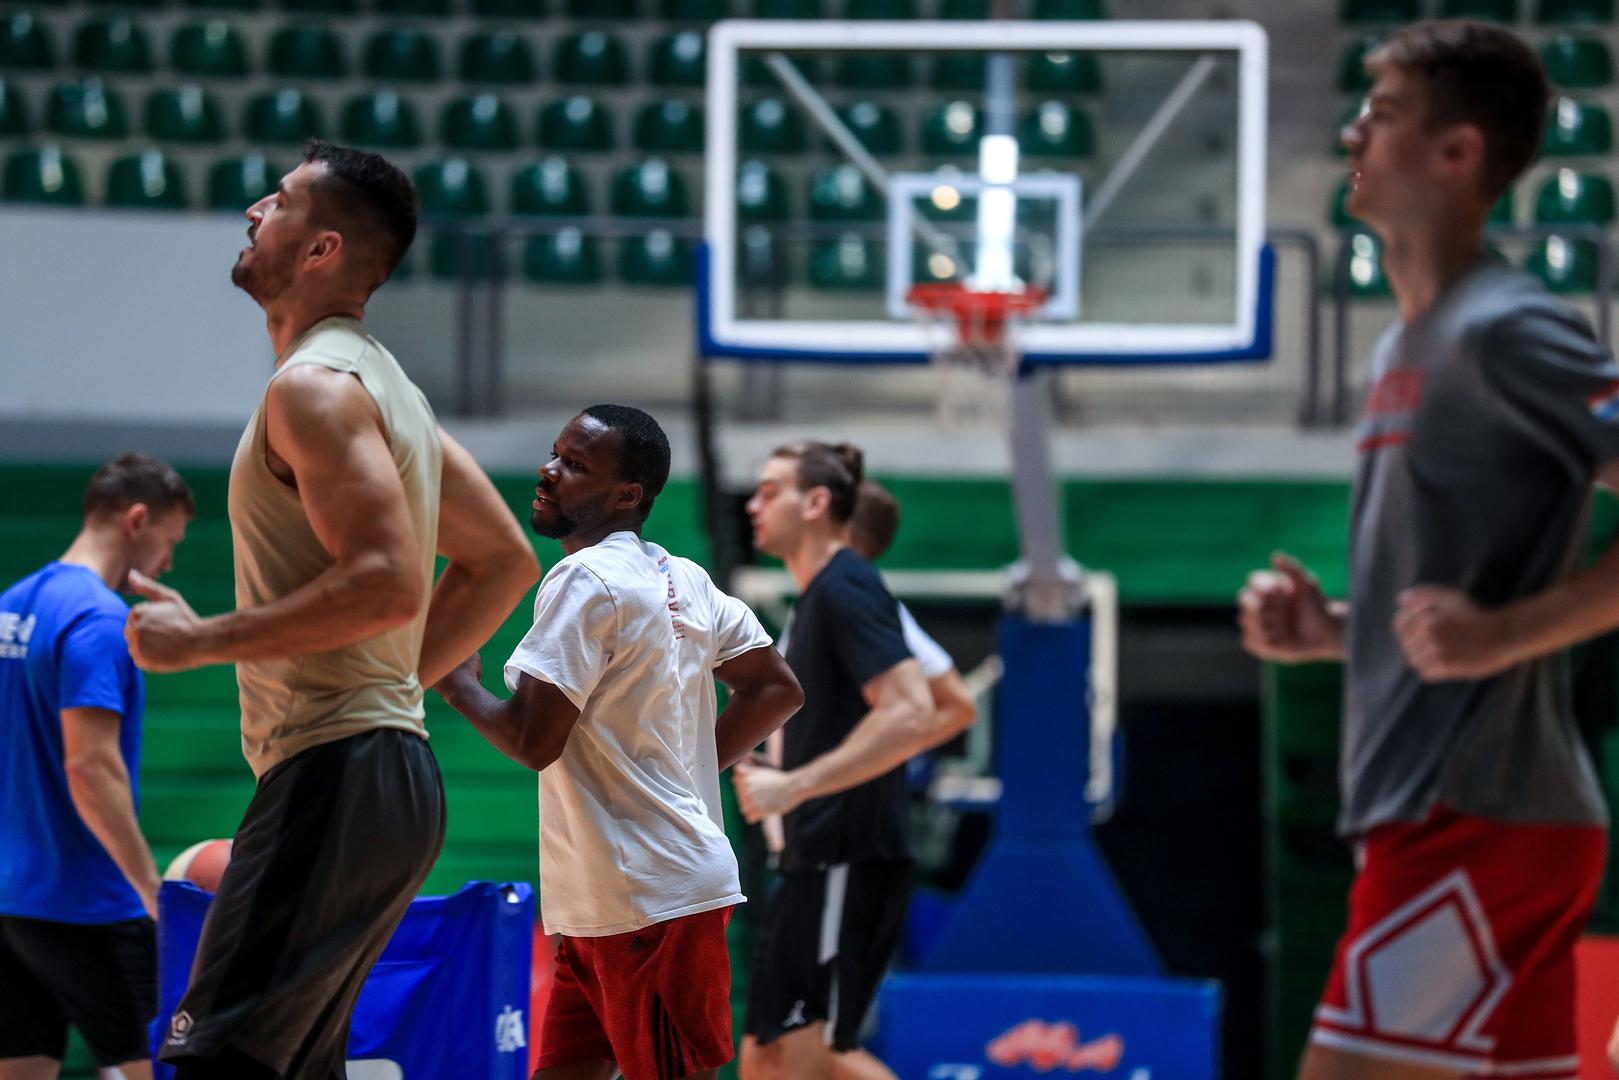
[560, 517, 642, 556]
[265, 295, 366, 362]
[59, 525, 127, 592]
[784, 533, 846, 592]
[1379, 208, 1490, 324]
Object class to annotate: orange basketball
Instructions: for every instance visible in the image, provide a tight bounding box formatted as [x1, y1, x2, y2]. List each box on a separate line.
[164, 839, 232, 892]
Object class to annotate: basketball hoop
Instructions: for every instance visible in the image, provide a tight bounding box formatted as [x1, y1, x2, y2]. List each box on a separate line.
[907, 282, 1047, 428]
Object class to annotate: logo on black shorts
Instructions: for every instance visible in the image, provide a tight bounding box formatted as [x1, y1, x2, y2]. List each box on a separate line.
[783, 1001, 808, 1030]
[167, 1011, 195, 1046]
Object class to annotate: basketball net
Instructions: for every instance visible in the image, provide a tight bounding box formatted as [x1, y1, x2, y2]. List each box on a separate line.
[907, 282, 1047, 429]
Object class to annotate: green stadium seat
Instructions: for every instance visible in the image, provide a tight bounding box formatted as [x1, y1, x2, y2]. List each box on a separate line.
[1340, 0, 1419, 22]
[932, 53, 985, 91]
[74, 17, 153, 74]
[281, 0, 361, 14]
[0, 80, 29, 135]
[207, 153, 278, 210]
[511, 154, 589, 215]
[808, 163, 880, 220]
[1, 14, 55, 70]
[921, 100, 980, 156]
[1033, 0, 1105, 16]
[416, 157, 490, 217]
[1340, 37, 1381, 93]
[740, 97, 805, 153]
[184, 0, 263, 12]
[836, 54, 912, 89]
[537, 96, 613, 151]
[1544, 97, 1612, 155]
[1536, 0, 1613, 22]
[649, 31, 705, 87]
[342, 91, 421, 148]
[845, 0, 914, 14]
[1489, 190, 1513, 224]
[106, 150, 188, 210]
[377, 0, 451, 14]
[459, 30, 535, 85]
[1343, 230, 1390, 298]
[472, 0, 546, 15]
[365, 29, 439, 83]
[835, 100, 900, 154]
[634, 100, 703, 153]
[737, 158, 787, 220]
[171, 21, 248, 77]
[554, 31, 628, 86]
[940, 0, 987, 15]
[1438, 0, 1517, 17]
[619, 228, 692, 286]
[661, 0, 728, 16]
[268, 26, 346, 80]
[1329, 178, 1359, 227]
[1535, 168, 1615, 223]
[1541, 36, 1612, 88]
[611, 157, 690, 216]
[244, 88, 323, 144]
[809, 233, 881, 289]
[3, 145, 83, 204]
[145, 85, 225, 143]
[1525, 234, 1598, 292]
[753, 0, 820, 14]
[564, 0, 636, 13]
[442, 94, 518, 152]
[47, 79, 129, 139]
[1026, 51, 1101, 94]
[1018, 100, 1093, 157]
[525, 227, 602, 284]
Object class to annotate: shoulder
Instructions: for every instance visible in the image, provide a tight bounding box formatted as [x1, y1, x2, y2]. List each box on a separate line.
[540, 552, 616, 600]
[818, 551, 896, 609]
[1468, 269, 1600, 361]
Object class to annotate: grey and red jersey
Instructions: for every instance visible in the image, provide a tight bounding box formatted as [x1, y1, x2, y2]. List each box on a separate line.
[1343, 261, 1619, 836]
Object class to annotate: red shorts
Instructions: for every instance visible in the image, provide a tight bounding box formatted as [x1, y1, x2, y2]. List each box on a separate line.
[1311, 806, 1606, 1079]
[536, 906, 735, 1080]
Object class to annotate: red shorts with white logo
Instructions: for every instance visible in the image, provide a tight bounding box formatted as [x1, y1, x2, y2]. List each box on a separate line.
[535, 905, 734, 1080]
[1310, 806, 1605, 1079]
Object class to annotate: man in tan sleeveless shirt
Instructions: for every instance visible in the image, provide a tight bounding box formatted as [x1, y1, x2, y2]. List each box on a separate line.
[123, 142, 540, 1079]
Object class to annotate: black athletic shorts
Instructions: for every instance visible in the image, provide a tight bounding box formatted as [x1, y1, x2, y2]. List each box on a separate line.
[158, 728, 445, 1079]
[0, 913, 155, 1065]
[744, 861, 912, 1052]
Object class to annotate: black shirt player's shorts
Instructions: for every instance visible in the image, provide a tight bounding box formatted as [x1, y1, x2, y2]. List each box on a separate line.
[158, 728, 445, 1079]
[0, 912, 156, 1065]
[744, 861, 912, 1052]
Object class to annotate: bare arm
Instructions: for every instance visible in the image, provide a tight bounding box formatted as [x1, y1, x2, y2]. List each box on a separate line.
[127, 366, 428, 670]
[61, 707, 159, 918]
[434, 658, 581, 773]
[1237, 552, 1348, 664]
[926, 666, 978, 740]
[418, 428, 541, 689]
[713, 645, 803, 770]
[733, 657, 937, 822]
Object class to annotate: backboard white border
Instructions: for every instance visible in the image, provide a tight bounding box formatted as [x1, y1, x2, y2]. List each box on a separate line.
[701, 19, 1270, 365]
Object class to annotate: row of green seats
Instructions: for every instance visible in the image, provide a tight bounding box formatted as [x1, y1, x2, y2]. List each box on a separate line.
[1338, 32, 1612, 90]
[0, 0, 1104, 19]
[1341, 0, 1612, 22]
[1338, 227, 1610, 295]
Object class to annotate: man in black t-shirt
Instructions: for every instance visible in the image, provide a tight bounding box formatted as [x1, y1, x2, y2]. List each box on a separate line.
[734, 441, 967, 1080]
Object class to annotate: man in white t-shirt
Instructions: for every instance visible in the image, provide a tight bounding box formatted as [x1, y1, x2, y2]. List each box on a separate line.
[434, 405, 803, 1080]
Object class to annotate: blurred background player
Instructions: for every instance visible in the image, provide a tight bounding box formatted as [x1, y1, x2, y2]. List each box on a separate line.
[122, 142, 538, 1079]
[1241, 21, 1618, 1080]
[0, 453, 194, 1080]
[735, 442, 974, 1080]
[434, 405, 802, 1080]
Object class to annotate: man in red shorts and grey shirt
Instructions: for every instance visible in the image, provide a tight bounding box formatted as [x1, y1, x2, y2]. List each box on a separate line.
[434, 405, 803, 1080]
[1241, 21, 1615, 1080]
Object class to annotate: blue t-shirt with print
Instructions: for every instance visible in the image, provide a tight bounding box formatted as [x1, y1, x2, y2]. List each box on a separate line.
[0, 562, 146, 923]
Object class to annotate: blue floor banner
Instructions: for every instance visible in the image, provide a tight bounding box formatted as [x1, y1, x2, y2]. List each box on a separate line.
[150, 880, 535, 1079]
[876, 973, 1221, 1080]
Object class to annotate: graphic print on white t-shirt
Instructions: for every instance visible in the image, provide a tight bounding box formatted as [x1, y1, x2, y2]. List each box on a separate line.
[504, 532, 772, 937]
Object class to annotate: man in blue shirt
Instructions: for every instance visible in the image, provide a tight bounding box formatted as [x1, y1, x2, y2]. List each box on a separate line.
[0, 452, 194, 1080]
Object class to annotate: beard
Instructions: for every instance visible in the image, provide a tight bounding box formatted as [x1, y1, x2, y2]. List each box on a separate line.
[530, 505, 578, 539]
[230, 241, 296, 303]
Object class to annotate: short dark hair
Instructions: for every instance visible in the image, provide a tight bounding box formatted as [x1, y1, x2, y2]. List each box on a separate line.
[83, 453, 195, 521]
[1367, 20, 1550, 200]
[771, 441, 865, 524]
[302, 140, 418, 294]
[581, 404, 671, 522]
[848, 481, 900, 560]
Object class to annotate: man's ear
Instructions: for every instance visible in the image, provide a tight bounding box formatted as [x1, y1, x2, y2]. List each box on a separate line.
[305, 230, 344, 272]
[800, 486, 832, 523]
[616, 481, 645, 515]
[120, 502, 150, 539]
